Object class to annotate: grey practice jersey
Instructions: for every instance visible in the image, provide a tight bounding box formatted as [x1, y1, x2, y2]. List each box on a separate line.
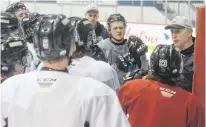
[0, 71, 130, 127]
[97, 38, 148, 84]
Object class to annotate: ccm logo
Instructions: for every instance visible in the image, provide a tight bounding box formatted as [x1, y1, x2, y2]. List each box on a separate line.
[37, 78, 57, 82]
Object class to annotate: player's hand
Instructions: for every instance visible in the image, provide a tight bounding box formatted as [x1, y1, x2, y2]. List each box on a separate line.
[128, 35, 148, 57]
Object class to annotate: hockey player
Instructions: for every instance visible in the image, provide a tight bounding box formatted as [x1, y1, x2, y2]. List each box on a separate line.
[0, 14, 130, 127]
[97, 13, 148, 84]
[117, 44, 204, 127]
[1, 37, 28, 81]
[74, 3, 109, 48]
[82, 3, 109, 43]
[20, 12, 42, 71]
[5, 2, 30, 40]
[68, 46, 120, 91]
[76, 17, 107, 61]
[1, 12, 33, 81]
[71, 16, 120, 91]
[1, 12, 19, 81]
[38, 16, 120, 91]
[1, 12, 39, 74]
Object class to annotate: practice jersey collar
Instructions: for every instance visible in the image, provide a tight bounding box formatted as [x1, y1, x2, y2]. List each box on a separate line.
[40, 67, 68, 73]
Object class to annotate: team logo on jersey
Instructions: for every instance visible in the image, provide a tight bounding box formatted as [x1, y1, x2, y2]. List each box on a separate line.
[159, 59, 167, 67]
[160, 87, 176, 98]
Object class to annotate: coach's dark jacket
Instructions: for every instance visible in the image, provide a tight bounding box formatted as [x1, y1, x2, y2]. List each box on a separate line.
[179, 37, 195, 92]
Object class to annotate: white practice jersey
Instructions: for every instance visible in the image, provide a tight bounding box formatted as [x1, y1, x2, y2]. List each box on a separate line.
[37, 56, 120, 91]
[0, 71, 130, 127]
[68, 56, 120, 91]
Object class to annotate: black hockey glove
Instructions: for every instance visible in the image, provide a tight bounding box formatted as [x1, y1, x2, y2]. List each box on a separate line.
[90, 45, 107, 62]
[128, 35, 148, 68]
[76, 18, 93, 44]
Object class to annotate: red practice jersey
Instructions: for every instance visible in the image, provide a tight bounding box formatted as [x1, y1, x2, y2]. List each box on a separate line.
[117, 79, 204, 127]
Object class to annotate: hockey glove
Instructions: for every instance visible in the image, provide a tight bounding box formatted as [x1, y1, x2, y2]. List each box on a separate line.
[128, 35, 148, 68]
[76, 18, 93, 43]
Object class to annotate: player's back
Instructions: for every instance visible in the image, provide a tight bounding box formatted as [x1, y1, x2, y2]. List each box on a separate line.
[117, 79, 204, 127]
[1, 71, 126, 127]
[69, 56, 120, 91]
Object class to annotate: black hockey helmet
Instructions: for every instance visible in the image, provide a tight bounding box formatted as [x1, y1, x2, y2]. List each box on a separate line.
[150, 44, 181, 78]
[1, 12, 19, 35]
[68, 16, 82, 45]
[107, 13, 127, 30]
[33, 14, 76, 60]
[21, 12, 41, 41]
[5, 2, 28, 14]
[68, 16, 81, 26]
